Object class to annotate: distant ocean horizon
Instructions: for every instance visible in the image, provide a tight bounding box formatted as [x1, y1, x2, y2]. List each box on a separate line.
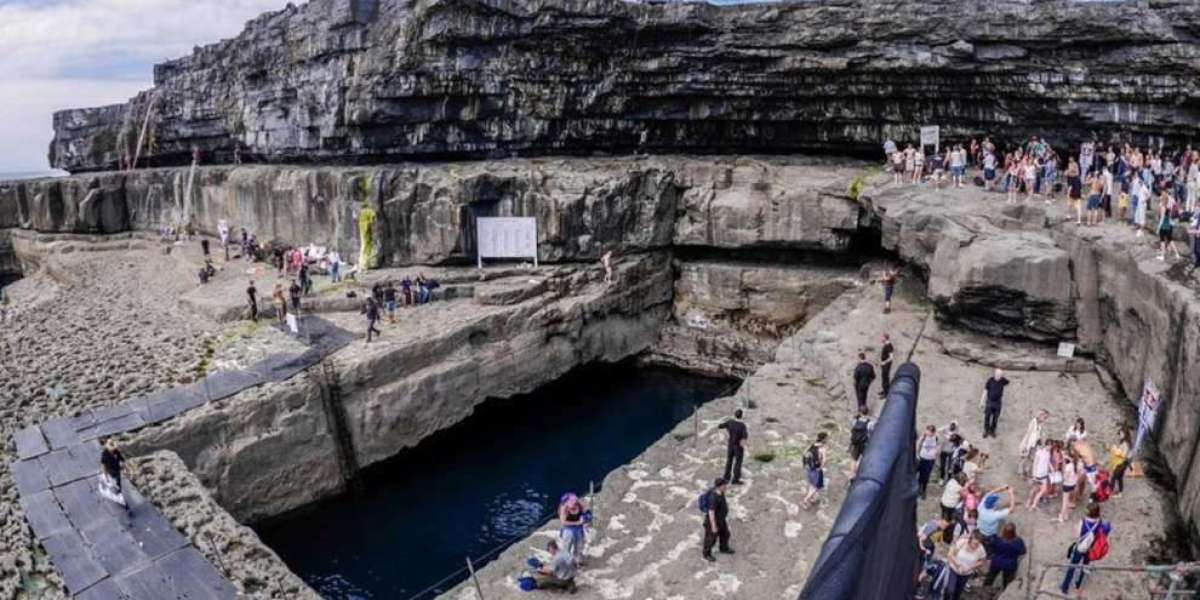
[0, 170, 68, 181]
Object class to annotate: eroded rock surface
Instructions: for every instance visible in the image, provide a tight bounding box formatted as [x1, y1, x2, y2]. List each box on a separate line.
[46, 0, 1200, 173]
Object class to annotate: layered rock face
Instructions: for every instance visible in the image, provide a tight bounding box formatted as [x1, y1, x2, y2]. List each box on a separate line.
[48, 0, 1200, 173]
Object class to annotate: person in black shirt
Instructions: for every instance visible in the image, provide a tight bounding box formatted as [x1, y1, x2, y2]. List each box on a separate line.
[365, 297, 381, 342]
[300, 263, 312, 296]
[879, 333, 895, 397]
[246, 281, 258, 322]
[982, 368, 1010, 438]
[718, 409, 748, 485]
[701, 478, 733, 561]
[853, 352, 876, 411]
[289, 280, 302, 313]
[100, 439, 132, 513]
[384, 283, 398, 323]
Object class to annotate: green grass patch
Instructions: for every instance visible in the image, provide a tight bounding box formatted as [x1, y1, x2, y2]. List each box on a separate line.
[753, 451, 776, 463]
[848, 165, 882, 202]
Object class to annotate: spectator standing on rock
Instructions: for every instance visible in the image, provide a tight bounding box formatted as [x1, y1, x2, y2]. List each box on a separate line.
[718, 409, 748, 485]
[289, 279, 302, 314]
[801, 433, 828, 510]
[218, 220, 230, 260]
[1158, 195, 1182, 261]
[939, 421, 960, 483]
[1018, 410, 1049, 477]
[945, 531, 988, 600]
[880, 267, 898, 314]
[300, 262, 312, 296]
[1060, 503, 1111, 595]
[246, 281, 258, 322]
[852, 352, 876, 411]
[980, 368, 1010, 438]
[977, 485, 1015, 540]
[701, 478, 733, 562]
[1108, 426, 1132, 498]
[384, 283, 398, 324]
[365, 297, 381, 342]
[273, 283, 287, 324]
[983, 523, 1026, 592]
[1059, 446, 1082, 523]
[879, 333, 895, 396]
[916, 425, 940, 499]
[849, 406, 874, 479]
[1189, 212, 1200, 269]
[941, 472, 967, 522]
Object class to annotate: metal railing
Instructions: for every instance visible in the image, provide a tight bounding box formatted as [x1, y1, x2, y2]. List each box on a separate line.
[1027, 561, 1199, 599]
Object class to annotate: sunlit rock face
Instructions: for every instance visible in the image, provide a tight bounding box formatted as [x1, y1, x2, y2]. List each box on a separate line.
[48, 0, 1200, 173]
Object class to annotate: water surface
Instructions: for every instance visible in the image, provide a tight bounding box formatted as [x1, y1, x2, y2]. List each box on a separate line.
[256, 362, 737, 599]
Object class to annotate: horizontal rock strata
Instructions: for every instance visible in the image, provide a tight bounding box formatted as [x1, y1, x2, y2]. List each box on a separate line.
[47, 0, 1200, 172]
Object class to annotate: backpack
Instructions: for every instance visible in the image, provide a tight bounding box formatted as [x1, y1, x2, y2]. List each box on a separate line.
[1088, 526, 1110, 562]
[850, 418, 871, 447]
[803, 444, 822, 470]
[1092, 470, 1113, 503]
[698, 489, 712, 514]
[1074, 519, 1100, 554]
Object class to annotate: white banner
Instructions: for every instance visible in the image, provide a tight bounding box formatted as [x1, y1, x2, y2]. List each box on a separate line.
[920, 126, 940, 152]
[1134, 378, 1159, 456]
[477, 217, 538, 268]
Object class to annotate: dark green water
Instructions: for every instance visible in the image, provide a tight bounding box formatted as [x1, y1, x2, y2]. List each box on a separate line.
[256, 362, 736, 599]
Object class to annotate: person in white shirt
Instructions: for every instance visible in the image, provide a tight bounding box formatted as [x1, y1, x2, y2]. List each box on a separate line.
[941, 472, 967, 522]
[945, 532, 989, 600]
[1025, 441, 1052, 510]
[1065, 417, 1087, 444]
[916, 425, 940, 499]
[1017, 410, 1048, 477]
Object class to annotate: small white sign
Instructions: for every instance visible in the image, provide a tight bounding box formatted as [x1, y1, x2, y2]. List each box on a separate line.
[286, 313, 299, 334]
[920, 125, 940, 151]
[1057, 342, 1076, 359]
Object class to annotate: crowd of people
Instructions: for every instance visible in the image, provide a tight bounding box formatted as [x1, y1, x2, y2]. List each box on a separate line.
[911, 373, 1132, 599]
[884, 136, 1200, 266]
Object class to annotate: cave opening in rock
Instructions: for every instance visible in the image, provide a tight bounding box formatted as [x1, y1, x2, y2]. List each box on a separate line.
[255, 360, 738, 599]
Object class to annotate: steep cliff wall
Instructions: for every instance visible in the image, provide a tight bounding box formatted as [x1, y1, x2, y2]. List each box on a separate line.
[48, 0, 1200, 173]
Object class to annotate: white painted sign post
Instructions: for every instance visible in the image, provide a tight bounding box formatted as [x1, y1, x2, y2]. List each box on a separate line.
[920, 125, 940, 154]
[1056, 342, 1076, 359]
[476, 217, 538, 269]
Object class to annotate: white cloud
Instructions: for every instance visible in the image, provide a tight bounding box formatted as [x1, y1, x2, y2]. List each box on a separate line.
[0, 0, 286, 171]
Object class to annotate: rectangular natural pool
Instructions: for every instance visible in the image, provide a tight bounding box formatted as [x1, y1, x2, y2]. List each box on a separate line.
[255, 361, 738, 599]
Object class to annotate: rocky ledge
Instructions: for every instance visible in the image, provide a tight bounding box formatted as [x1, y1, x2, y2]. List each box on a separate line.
[48, 0, 1200, 172]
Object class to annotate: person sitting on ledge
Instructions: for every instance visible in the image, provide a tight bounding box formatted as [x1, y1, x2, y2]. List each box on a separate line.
[533, 539, 577, 592]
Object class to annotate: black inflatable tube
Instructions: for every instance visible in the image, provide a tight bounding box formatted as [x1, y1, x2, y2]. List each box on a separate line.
[799, 362, 921, 600]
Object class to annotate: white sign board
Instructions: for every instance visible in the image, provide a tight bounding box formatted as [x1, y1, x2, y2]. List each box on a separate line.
[920, 126, 940, 153]
[1056, 342, 1076, 359]
[286, 313, 299, 334]
[476, 217, 538, 268]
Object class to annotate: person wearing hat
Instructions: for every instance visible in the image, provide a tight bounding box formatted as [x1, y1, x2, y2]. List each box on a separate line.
[701, 478, 732, 562]
[977, 485, 1015, 541]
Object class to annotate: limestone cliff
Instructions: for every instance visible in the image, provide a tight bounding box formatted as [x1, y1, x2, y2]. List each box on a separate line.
[49, 0, 1200, 173]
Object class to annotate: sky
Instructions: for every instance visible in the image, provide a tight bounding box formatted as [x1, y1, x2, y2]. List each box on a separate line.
[0, 0, 286, 173]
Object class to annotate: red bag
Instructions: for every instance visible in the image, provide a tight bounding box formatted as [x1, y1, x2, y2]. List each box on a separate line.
[1092, 470, 1113, 503]
[1087, 527, 1110, 561]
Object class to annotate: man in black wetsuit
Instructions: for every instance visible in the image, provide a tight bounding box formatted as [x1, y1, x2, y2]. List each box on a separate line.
[701, 478, 733, 562]
[246, 281, 258, 322]
[289, 280, 302, 313]
[718, 409, 748, 485]
[879, 333, 895, 397]
[853, 352, 876, 411]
